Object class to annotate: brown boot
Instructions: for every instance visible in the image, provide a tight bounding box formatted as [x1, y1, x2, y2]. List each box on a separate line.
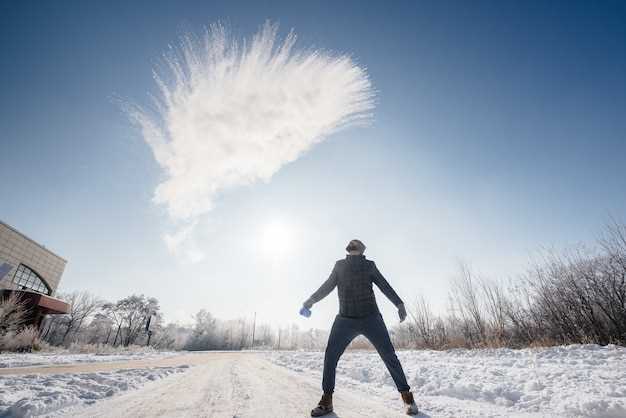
[401, 391, 419, 416]
[311, 393, 333, 417]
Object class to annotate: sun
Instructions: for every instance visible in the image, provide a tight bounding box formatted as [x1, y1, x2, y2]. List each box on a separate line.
[260, 221, 292, 255]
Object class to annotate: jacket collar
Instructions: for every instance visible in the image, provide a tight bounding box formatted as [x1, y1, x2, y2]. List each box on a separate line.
[346, 254, 366, 260]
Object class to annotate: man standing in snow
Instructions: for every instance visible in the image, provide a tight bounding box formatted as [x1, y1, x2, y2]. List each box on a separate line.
[302, 239, 419, 417]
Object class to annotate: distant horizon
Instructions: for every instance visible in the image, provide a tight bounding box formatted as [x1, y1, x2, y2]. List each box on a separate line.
[2, 215, 624, 331]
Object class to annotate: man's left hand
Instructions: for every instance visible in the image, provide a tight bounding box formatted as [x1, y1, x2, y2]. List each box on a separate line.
[398, 303, 407, 323]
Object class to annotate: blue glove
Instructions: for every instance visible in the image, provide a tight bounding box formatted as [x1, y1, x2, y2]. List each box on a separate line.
[299, 306, 312, 318]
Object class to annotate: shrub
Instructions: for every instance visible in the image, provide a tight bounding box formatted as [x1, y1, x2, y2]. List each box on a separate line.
[0, 326, 40, 352]
[0, 293, 34, 352]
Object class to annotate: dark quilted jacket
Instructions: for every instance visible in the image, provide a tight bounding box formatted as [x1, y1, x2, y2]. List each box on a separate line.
[306, 255, 403, 318]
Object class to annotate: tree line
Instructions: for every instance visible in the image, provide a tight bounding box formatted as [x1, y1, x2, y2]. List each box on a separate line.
[391, 221, 626, 349]
[37, 294, 333, 351]
[2, 221, 625, 352]
[1, 289, 330, 352]
[40, 294, 162, 348]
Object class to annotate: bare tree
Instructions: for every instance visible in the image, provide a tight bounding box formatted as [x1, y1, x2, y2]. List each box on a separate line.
[450, 263, 486, 346]
[102, 301, 124, 346]
[480, 279, 508, 344]
[116, 295, 159, 346]
[597, 220, 626, 341]
[503, 280, 541, 346]
[58, 291, 102, 345]
[408, 295, 435, 348]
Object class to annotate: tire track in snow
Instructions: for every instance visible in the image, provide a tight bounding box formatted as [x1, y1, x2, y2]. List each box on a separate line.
[56, 353, 406, 418]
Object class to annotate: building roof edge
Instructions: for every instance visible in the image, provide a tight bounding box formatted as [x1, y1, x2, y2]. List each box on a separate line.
[0, 220, 68, 263]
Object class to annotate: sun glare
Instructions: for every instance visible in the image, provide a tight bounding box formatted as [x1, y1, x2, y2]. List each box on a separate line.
[260, 221, 292, 255]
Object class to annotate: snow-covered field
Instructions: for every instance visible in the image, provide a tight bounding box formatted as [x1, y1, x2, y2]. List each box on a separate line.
[0, 351, 178, 369]
[1, 345, 625, 417]
[0, 365, 189, 417]
[268, 344, 626, 418]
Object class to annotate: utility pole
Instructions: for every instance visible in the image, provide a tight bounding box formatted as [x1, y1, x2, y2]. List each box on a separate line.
[229, 325, 233, 350]
[251, 312, 256, 348]
[145, 312, 153, 347]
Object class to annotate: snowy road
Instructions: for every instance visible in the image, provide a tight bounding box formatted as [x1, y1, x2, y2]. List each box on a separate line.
[55, 352, 412, 418]
[3, 346, 625, 417]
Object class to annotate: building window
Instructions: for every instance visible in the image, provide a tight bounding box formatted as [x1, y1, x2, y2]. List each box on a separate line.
[12, 264, 51, 295]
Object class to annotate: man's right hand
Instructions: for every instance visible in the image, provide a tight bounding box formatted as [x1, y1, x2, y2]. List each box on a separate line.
[398, 303, 407, 323]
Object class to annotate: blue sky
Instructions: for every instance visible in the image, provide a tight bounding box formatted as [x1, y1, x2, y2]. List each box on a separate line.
[1, 1, 625, 329]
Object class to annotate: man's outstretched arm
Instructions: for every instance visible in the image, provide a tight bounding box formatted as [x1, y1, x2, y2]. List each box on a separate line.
[371, 262, 403, 306]
[371, 262, 407, 321]
[303, 263, 338, 308]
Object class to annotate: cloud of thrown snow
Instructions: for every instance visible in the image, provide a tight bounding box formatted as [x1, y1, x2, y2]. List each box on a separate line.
[131, 22, 375, 257]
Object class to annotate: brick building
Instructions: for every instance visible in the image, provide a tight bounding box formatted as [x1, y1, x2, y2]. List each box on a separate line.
[0, 221, 70, 326]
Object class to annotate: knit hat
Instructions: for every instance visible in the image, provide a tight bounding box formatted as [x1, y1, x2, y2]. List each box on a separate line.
[346, 239, 366, 254]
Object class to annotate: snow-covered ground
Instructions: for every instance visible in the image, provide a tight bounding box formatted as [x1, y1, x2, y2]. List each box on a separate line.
[0, 351, 178, 369]
[268, 344, 626, 418]
[0, 365, 189, 417]
[1, 346, 624, 417]
[55, 352, 406, 418]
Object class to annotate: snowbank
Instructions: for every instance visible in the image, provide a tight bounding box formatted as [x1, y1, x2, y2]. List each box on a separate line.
[0, 351, 178, 369]
[0, 365, 189, 417]
[268, 344, 626, 418]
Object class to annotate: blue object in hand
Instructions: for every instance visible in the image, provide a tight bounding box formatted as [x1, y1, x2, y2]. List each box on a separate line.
[299, 306, 312, 318]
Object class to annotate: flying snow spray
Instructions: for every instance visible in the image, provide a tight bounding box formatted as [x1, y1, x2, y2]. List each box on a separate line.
[129, 21, 375, 261]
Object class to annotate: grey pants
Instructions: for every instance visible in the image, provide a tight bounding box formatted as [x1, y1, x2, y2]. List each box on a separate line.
[322, 313, 410, 393]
